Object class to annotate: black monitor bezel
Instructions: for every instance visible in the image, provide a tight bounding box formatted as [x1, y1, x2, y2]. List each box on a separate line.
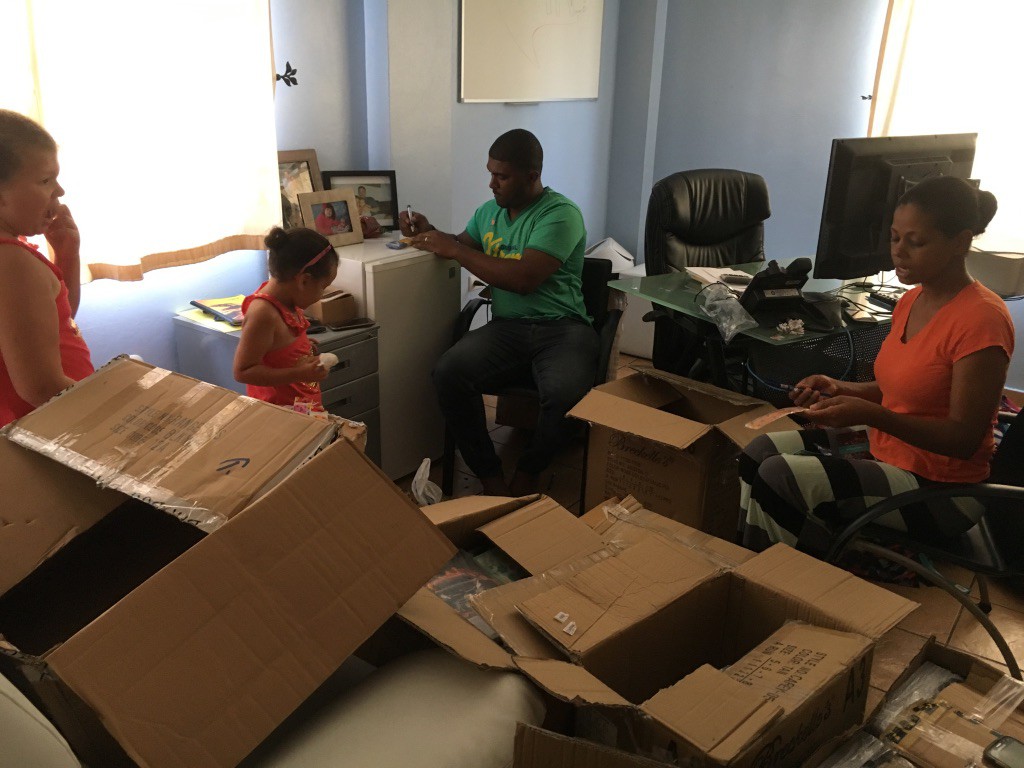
[813, 133, 978, 280]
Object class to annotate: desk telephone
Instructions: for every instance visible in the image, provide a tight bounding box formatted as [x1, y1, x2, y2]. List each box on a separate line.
[738, 258, 845, 330]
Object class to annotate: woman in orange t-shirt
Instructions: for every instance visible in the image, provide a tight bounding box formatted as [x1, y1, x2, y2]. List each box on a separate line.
[740, 176, 1014, 556]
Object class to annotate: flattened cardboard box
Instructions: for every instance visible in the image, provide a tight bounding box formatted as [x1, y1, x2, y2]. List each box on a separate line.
[568, 368, 800, 539]
[402, 495, 917, 767]
[0, 358, 454, 768]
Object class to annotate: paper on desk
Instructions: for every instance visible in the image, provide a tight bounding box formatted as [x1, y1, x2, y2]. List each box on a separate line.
[685, 266, 748, 296]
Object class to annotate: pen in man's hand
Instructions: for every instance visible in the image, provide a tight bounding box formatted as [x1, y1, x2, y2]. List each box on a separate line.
[406, 205, 415, 234]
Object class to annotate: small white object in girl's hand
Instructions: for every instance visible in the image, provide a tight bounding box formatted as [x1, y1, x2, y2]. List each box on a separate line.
[319, 352, 339, 370]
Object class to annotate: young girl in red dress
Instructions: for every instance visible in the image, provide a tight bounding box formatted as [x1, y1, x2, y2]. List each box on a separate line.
[233, 227, 339, 411]
[0, 110, 94, 427]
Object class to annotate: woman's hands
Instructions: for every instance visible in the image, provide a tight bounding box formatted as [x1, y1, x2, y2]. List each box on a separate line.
[789, 374, 840, 406]
[802, 395, 881, 429]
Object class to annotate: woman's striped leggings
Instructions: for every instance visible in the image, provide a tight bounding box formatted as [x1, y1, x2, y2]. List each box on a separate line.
[738, 426, 980, 557]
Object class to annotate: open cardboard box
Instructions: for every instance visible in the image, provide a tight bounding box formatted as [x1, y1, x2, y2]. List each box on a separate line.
[306, 288, 356, 325]
[0, 358, 454, 768]
[568, 368, 801, 540]
[401, 494, 918, 767]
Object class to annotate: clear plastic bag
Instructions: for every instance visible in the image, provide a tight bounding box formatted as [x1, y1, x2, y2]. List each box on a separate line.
[698, 282, 758, 343]
[411, 457, 443, 505]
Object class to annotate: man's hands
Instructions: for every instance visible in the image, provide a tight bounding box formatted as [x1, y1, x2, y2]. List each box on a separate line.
[409, 229, 460, 260]
[399, 209, 432, 237]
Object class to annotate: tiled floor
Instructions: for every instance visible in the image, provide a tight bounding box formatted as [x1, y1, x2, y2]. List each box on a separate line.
[395, 355, 650, 513]
[398, 353, 1024, 679]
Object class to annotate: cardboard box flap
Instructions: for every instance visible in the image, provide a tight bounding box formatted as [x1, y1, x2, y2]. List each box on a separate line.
[4, 358, 335, 532]
[514, 657, 631, 707]
[478, 496, 608, 574]
[398, 588, 515, 670]
[736, 544, 918, 639]
[637, 366, 771, 409]
[470, 577, 563, 660]
[421, 494, 540, 549]
[518, 535, 720, 656]
[717, 406, 802, 447]
[568, 389, 711, 450]
[642, 665, 783, 756]
[0, 438, 126, 598]
[513, 723, 673, 768]
[582, 496, 754, 569]
[46, 440, 455, 768]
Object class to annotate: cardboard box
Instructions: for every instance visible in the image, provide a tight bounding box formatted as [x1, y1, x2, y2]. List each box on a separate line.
[400, 494, 917, 767]
[0, 358, 454, 768]
[514, 722, 672, 767]
[306, 288, 356, 325]
[569, 368, 800, 540]
[874, 640, 1024, 768]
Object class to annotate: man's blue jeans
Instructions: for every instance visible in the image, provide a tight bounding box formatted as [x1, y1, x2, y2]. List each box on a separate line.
[433, 317, 599, 478]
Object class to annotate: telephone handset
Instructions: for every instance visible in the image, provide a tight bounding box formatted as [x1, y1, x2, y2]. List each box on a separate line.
[739, 258, 811, 315]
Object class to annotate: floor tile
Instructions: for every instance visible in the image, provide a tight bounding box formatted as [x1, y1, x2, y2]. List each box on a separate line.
[615, 365, 634, 380]
[489, 425, 531, 450]
[869, 627, 931, 694]
[972, 576, 1024, 613]
[946, 601, 1024, 669]
[483, 394, 497, 408]
[874, 581, 965, 642]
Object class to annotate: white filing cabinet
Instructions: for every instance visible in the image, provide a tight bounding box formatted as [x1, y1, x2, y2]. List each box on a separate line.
[329, 239, 462, 480]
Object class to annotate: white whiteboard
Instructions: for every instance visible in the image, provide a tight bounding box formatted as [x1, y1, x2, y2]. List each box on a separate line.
[460, 0, 604, 103]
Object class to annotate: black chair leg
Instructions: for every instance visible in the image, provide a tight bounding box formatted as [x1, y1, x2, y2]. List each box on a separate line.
[851, 540, 1021, 680]
[977, 575, 993, 614]
[441, 427, 457, 498]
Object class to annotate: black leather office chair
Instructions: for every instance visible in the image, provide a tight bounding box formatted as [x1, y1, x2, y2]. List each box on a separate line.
[643, 169, 771, 378]
[826, 411, 1024, 679]
[439, 257, 623, 497]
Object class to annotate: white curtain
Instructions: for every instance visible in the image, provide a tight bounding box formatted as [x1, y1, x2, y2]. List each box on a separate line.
[871, 0, 1023, 251]
[0, 0, 280, 281]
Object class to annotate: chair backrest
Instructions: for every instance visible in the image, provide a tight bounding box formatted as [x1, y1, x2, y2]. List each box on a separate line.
[644, 168, 771, 274]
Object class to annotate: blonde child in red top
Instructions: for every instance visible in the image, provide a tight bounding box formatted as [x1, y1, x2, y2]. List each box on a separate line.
[740, 176, 1014, 555]
[233, 227, 339, 410]
[0, 110, 94, 427]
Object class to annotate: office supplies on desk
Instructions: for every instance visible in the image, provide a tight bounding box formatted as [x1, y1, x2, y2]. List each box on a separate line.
[685, 265, 753, 296]
[867, 290, 902, 311]
[190, 295, 245, 326]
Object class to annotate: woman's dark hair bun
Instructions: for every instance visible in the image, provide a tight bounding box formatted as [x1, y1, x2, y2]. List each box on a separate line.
[976, 190, 998, 235]
[264, 226, 289, 250]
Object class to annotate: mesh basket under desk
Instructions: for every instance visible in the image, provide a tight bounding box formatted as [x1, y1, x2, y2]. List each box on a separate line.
[746, 322, 890, 407]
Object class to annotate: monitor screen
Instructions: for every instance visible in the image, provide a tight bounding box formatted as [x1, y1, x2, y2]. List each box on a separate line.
[813, 133, 977, 280]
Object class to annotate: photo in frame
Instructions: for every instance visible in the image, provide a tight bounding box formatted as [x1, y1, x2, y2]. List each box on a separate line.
[297, 189, 364, 247]
[278, 150, 323, 230]
[321, 170, 399, 231]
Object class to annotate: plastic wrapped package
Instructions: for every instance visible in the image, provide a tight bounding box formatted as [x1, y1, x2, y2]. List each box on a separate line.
[697, 283, 757, 342]
[870, 662, 963, 734]
[815, 730, 914, 767]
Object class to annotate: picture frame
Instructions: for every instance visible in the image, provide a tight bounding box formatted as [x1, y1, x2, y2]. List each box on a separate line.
[278, 149, 323, 230]
[321, 170, 399, 232]
[297, 189, 364, 247]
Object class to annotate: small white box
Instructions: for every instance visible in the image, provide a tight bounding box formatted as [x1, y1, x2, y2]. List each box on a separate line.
[615, 262, 654, 359]
[967, 249, 1024, 297]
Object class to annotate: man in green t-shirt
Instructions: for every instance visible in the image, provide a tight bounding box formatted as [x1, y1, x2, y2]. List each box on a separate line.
[403, 129, 598, 496]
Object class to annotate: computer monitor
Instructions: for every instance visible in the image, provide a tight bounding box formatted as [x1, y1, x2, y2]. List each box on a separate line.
[813, 133, 977, 280]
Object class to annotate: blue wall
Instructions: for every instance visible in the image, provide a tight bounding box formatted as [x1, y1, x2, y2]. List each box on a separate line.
[75, 1, 1022, 389]
[76, 251, 267, 370]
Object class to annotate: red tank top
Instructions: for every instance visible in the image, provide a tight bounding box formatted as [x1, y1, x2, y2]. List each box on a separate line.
[0, 238, 94, 426]
[240, 283, 322, 407]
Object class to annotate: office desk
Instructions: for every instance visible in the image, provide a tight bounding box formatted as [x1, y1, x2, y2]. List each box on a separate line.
[609, 264, 891, 400]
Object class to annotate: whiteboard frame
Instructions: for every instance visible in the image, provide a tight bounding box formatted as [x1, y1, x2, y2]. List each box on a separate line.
[458, 0, 603, 104]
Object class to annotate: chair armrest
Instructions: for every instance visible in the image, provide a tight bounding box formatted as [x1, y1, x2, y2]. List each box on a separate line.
[826, 483, 1024, 562]
[453, 297, 491, 343]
